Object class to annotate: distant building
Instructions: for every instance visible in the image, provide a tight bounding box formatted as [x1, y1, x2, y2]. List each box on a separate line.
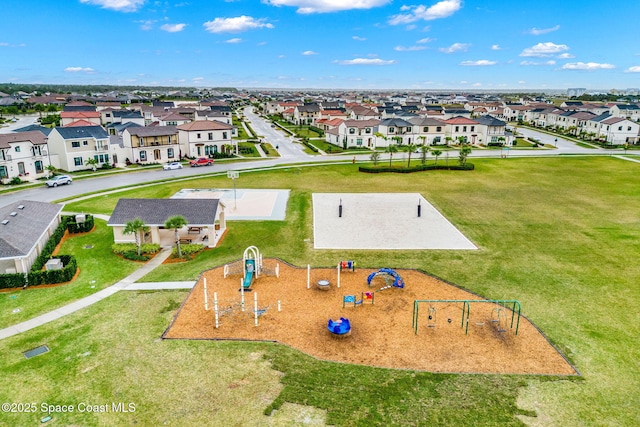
[567, 88, 587, 97]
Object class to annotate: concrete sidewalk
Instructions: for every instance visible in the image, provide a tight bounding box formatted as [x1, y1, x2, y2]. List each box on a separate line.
[0, 247, 193, 341]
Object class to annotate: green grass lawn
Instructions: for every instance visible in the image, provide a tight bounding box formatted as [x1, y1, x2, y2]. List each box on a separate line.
[2, 157, 640, 425]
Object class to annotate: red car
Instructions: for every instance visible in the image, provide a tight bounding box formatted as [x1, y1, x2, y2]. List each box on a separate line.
[189, 157, 214, 167]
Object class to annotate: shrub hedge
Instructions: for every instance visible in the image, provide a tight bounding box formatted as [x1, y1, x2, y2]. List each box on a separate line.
[28, 255, 77, 286]
[0, 273, 27, 289]
[173, 243, 204, 257]
[63, 214, 94, 234]
[302, 140, 319, 152]
[359, 163, 474, 174]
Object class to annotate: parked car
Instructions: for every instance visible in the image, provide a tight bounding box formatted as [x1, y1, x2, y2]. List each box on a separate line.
[189, 157, 214, 167]
[163, 161, 183, 170]
[45, 175, 72, 187]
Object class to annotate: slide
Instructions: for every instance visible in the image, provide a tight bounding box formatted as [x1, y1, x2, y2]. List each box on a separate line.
[243, 260, 255, 288]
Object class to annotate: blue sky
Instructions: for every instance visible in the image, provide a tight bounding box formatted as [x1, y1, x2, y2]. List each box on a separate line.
[1, 0, 639, 90]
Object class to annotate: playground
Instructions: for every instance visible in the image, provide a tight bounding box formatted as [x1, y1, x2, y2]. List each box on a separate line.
[164, 257, 577, 375]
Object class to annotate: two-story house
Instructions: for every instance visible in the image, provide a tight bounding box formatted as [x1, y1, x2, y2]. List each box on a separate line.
[47, 126, 111, 172]
[177, 120, 236, 158]
[0, 131, 50, 183]
[122, 126, 180, 164]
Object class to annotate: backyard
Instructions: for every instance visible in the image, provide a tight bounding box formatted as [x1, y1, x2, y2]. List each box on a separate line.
[0, 157, 639, 425]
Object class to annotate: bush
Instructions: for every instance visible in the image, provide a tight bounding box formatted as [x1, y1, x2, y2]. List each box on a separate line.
[122, 252, 150, 261]
[112, 243, 160, 255]
[28, 255, 77, 286]
[9, 176, 23, 185]
[63, 214, 94, 234]
[0, 273, 27, 289]
[359, 163, 475, 174]
[173, 243, 204, 257]
[302, 140, 319, 152]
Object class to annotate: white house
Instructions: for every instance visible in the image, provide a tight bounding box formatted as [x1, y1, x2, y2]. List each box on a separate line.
[597, 117, 640, 145]
[327, 119, 379, 149]
[407, 117, 446, 146]
[121, 126, 180, 164]
[176, 120, 236, 158]
[47, 126, 111, 172]
[0, 131, 50, 183]
[374, 118, 414, 147]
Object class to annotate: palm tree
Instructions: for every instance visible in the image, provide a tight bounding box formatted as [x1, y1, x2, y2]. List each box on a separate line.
[123, 218, 149, 256]
[420, 144, 430, 165]
[458, 145, 472, 166]
[85, 157, 99, 171]
[405, 143, 417, 167]
[45, 164, 57, 178]
[385, 144, 398, 167]
[369, 151, 381, 166]
[432, 149, 443, 165]
[165, 215, 188, 258]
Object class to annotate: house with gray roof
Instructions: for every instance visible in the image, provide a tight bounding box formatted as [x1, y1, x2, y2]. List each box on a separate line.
[107, 198, 226, 248]
[0, 200, 63, 274]
[47, 126, 111, 172]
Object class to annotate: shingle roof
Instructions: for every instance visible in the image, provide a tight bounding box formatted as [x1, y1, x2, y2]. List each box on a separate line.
[125, 126, 178, 137]
[54, 126, 109, 139]
[14, 124, 53, 136]
[379, 118, 413, 127]
[107, 198, 221, 226]
[0, 131, 48, 149]
[0, 200, 62, 258]
[475, 116, 506, 126]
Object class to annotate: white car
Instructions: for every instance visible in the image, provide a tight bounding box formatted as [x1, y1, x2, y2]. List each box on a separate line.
[163, 162, 183, 170]
[46, 175, 72, 187]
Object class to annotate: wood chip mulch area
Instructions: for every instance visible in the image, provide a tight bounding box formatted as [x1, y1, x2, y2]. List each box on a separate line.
[163, 260, 578, 375]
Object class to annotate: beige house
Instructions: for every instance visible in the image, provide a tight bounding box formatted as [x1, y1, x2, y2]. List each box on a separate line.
[121, 126, 180, 164]
[107, 198, 226, 248]
[177, 120, 235, 158]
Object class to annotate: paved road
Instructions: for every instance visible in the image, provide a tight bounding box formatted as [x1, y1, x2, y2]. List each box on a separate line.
[0, 114, 39, 133]
[1, 115, 637, 210]
[243, 106, 311, 159]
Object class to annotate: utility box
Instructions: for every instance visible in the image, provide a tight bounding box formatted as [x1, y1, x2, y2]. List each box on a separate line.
[45, 258, 63, 271]
[76, 214, 86, 223]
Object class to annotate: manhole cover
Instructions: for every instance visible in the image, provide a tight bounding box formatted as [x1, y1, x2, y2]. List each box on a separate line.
[24, 345, 49, 359]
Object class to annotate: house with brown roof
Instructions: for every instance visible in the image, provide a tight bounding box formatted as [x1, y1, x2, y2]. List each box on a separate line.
[0, 131, 51, 183]
[176, 120, 236, 158]
[122, 126, 180, 164]
[443, 116, 481, 144]
[107, 198, 226, 248]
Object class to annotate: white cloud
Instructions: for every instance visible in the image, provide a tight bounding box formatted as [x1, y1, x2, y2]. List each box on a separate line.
[353, 36, 367, 41]
[460, 60, 496, 66]
[520, 60, 556, 66]
[625, 66, 640, 73]
[395, 45, 426, 51]
[203, 16, 274, 33]
[491, 44, 501, 50]
[439, 42, 469, 53]
[79, 0, 145, 12]
[160, 23, 186, 32]
[138, 19, 155, 30]
[557, 53, 575, 59]
[389, 0, 462, 25]
[192, 77, 204, 81]
[264, 0, 390, 14]
[416, 37, 434, 44]
[561, 62, 615, 70]
[528, 25, 560, 35]
[65, 67, 95, 73]
[225, 38, 242, 43]
[520, 42, 569, 57]
[302, 50, 318, 55]
[334, 58, 396, 65]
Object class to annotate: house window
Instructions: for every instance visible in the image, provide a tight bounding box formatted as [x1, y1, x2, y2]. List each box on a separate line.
[139, 151, 147, 161]
[0, 165, 7, 178]
[74, 157, 83, 166]
[139, 138, 144, 147]
[423, 127, 429, 132]
[35, 161, 43, 173]
[455, 126, 459, 132]
[349, 128, 355, 134]
[72, 141, 80, 148]
[357, 138, 362, 146]
[208, 132, 213, 140]
[619, 126, 623, 131]
[365, 128, 371, 133]
[389, 127, 395, 133]
[436, 126, 442, 132]
[83, 140, 88, 146]
[406, 127, 411, 132]
[197, 133, 201, 139]
[463, 126, 467, 132]
[223, 132, 228, 139]
[471, 126, 475, 132]
[628, 126, 632, 131]
[168, 148, 174, 158]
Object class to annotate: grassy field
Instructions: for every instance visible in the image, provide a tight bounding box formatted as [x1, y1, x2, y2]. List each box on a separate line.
[1, 157, 639, 425]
